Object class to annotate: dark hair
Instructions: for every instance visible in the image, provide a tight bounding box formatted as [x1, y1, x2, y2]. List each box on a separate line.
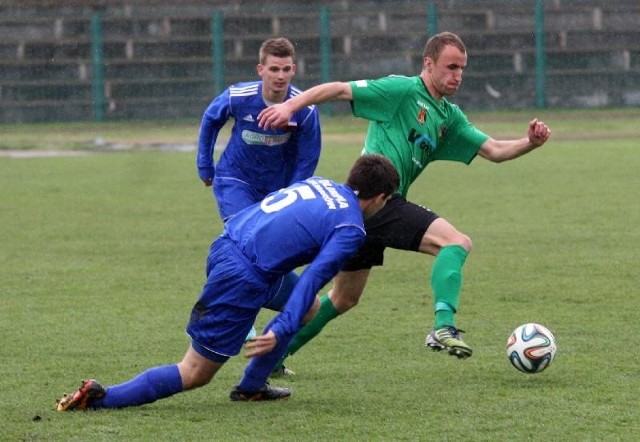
[259, 37, 296, 64]
[422, 31, 466, 61]
[346, 154, 399, 199]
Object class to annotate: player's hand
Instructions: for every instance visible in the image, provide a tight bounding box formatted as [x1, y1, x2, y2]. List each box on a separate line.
[198, 167, 214, 186]
[528, 118, 551, 147]
[258, 103, 293, 130]
[243, 330, 277, 358]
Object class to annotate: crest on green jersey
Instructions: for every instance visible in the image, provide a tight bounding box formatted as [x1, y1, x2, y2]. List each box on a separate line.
[416, 107, 427, 125]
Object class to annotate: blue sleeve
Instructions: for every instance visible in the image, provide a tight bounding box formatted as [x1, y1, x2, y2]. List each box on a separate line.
[268, 226, 365, 342]
[287, 107, 322, 185]
[196, 89, 232, 181]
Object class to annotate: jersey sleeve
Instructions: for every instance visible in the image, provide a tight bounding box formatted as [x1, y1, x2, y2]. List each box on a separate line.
[287, 106, 322, 184]
[267, 225, 365, 342]
[436, 105, 490, 164]
[349, 76, 412, 122]
[196, 89, 232, 180]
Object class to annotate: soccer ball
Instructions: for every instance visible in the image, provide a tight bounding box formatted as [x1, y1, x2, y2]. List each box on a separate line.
[506, 323, 557, 374]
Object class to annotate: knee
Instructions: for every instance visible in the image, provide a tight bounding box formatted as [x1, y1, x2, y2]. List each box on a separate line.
[177, 360, 215, 391]
[328, 288, 360, 313]
[456, 233, 473, 253]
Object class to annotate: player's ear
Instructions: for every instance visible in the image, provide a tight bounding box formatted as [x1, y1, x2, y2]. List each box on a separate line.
[257, 64, 264, 76]
[365, 193, 388, 218]
[373, 193, 389, 208]
[425, 57, 433, 72]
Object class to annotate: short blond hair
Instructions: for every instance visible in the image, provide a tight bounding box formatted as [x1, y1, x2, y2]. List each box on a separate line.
[259, 37, 295, 64]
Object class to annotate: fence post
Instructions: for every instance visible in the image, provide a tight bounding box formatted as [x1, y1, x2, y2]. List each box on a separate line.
[535, 0, 548, 109]
[212, 10, 225, 96]
[427, 3, 438, 37]
[90, 10, 105, 122]
[319, 5, 332, 115]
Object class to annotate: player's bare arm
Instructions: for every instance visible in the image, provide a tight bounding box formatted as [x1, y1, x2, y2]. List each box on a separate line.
[478, 118, 551, 163]
[258, 81, 352, 130]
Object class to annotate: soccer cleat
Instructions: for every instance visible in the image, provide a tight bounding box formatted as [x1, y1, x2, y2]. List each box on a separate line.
[425, 326, 473, 359]
[229, 383, 291, 401]
[269, 364, 295, 379]
[56, 379, 106, 411]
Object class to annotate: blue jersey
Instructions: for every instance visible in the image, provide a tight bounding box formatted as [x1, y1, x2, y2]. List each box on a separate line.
[222, 177, 366, 342]
[197, 81, 321, 203]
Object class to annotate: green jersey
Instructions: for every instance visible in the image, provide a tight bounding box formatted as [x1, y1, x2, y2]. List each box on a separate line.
[350, 75, 489, 197]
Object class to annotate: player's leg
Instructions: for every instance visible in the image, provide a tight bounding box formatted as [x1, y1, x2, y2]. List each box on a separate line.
[284, 269, 370, 357]
[231, 272, 322, 399]
[188, 269, 290, 402]
[56, 344, 222, 411]
[271, 198, 396, 376]
[231, 300, 325, 401]
[270, 268, 371, 377]
[348, 194, 473, 359]
[231, 313, 296, 400]
[419, 217, 473, 358]
[263, 271, 313, 377]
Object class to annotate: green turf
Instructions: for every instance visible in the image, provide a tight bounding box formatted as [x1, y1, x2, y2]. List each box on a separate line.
[1, 110, 638, 441]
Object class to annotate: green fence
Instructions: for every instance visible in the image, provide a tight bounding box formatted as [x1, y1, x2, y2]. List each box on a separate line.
[84, 1, 550, 122]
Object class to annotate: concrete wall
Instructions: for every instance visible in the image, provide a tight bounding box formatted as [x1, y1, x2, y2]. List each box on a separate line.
[1, 0, 640, 122]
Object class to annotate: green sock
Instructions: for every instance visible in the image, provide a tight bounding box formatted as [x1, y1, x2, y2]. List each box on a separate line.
[285, 294, 340, 358]
[431, 245, 468, 330]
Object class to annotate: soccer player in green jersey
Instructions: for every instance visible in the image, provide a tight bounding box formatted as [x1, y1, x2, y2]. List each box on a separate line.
[257, 31, 551, 369]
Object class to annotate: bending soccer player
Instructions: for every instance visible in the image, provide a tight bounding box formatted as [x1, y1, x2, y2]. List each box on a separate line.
[56, 154, 399, 410]
[258, 31, 551, 369]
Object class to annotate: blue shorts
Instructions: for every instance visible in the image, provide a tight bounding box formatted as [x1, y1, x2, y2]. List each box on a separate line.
[213, 176, 267, 222]
[185, 238, 296, 360]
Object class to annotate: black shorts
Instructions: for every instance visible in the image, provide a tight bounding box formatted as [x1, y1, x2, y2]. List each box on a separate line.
[342, 194, 440, 271]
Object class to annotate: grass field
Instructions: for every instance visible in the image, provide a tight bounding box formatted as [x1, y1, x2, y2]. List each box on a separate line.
[1, 109, 639, 441]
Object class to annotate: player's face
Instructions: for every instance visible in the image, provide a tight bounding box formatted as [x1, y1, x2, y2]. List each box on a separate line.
[258, 55, 296, 102]
[425, 45, 467, 99]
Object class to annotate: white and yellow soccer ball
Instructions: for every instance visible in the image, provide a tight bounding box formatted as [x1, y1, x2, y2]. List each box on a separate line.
[506, 323, 557, 374]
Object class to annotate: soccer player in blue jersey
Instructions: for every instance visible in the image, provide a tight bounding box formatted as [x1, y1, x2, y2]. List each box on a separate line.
[56, 154, 399, 410]
[197, 37, 321, 222]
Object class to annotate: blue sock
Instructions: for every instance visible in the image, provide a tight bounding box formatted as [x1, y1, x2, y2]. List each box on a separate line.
[91, 364, 183, 409]
[237, 318, 292, 392]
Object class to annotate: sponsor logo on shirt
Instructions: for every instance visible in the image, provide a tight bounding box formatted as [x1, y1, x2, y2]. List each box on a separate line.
[408, 128, 436, 153]
[242, 130, 291, 146]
